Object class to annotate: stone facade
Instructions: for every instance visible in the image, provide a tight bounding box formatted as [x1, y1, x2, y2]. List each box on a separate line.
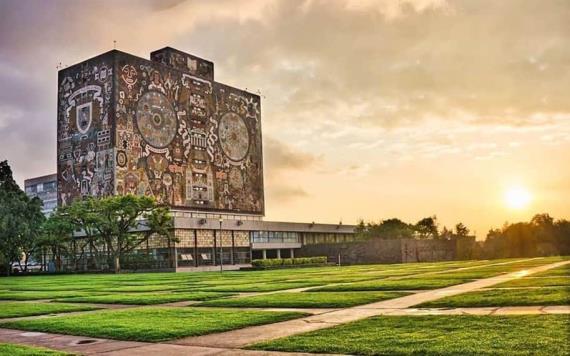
[297, 237, 476, 264]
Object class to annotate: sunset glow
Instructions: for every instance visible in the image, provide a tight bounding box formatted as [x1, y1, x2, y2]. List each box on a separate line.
[505, 186, 532, 210]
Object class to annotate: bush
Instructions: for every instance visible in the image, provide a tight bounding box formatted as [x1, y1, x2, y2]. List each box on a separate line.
[251, 256, 327, 268]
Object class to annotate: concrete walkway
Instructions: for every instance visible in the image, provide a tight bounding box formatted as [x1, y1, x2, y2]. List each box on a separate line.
[173, 260, 570, 348]
[367, 305, 570, 316]
[0, 328, 332, 355]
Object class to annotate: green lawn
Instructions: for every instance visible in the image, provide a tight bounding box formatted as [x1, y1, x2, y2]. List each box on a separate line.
[199, 281, 322, 292]
[198, 291, 409, 308]
[0, 291, 102, 301]
[0, 307, 307, 342]
[249, 315, 570, 355]
[98, 284, 192, 293]
[55, 291, 233, 305]
[0, 343, 71, 356]
[533, 264, 569, 277]
[0, 302, 99, 319]
[495, 276, 570, 288]
[418, 287, 570, 308]
[309, 278, 471, 292]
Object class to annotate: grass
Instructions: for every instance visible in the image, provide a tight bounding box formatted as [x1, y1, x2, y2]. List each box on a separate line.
[309, 278, 471, 292]
[495, 276, 570, 288]
[0, 343, 72, 356]
[0, 307, 307, 342]
[0, 302, 99, 319]
[55, 291, 233, 305]
[199, 281, 322, 292]
[249, 315, 570, 355]
[533, 264, 569, 277]
[0, 291, 102, 301]
[98, 284, 191, 293]
[198, 291, 409, 308]
[418, 287, 570, 308]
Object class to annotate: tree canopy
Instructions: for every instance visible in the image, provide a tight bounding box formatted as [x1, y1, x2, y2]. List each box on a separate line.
[0, 160, 45, 274]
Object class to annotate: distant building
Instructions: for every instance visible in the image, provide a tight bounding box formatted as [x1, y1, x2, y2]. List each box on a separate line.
[24, 174, 58, 215]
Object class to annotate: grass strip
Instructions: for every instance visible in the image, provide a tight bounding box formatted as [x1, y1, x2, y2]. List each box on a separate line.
[1, 307, 307, 342]
[198, 291, 409, 308]
[0, 343, 72, 356]
[310, 278, 471, 292]
[249, 314, 569, 355]
[418, 287, 570, 308]
[56, 291, 233, 305]
[0, 302, 99, 319]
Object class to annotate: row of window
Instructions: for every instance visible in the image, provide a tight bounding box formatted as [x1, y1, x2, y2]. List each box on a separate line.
[170, 211, 263, 221]
[26, 181, 57, 194]
[251, 231, 301, 243]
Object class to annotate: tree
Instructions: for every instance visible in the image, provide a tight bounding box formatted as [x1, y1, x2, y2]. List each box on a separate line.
[80, 195, 175, 273]
[415, 216, 439, 239]
[58, 199, 103, 271]
[455, 222, 470, 238]
[37, 208, 76, 272]
[0, 160, 43, 275]
[376, 218, 415, 239]
[440, 226, 454, 240]
[17, 196, 46, 272]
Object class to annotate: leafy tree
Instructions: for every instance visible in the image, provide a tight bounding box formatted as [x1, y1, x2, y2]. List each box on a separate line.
[455, 222, 470, 238]
[17, 196, 46, 272]
[376, 218, 415, 239]
[37, 208, 77, 272]
[415, 216, 439, 239]
[440, 226, 454, 240]
[80, 195, 175, 273]
[482, 214, 570, 258]
[0, 161, 44, 274]
[356, 218, 415, 240]
[58, 199, 103, 270]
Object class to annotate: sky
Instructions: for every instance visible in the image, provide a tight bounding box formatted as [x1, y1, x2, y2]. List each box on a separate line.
[0, 0, 569, 238]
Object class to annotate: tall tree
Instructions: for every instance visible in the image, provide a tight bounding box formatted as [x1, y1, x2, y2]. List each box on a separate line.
[85, 195, 175, 273]
[0, 161, 29, 274]
[415, 216, 439, 239]
[455, 222, 470, 238]
[17, 196, 46, 272]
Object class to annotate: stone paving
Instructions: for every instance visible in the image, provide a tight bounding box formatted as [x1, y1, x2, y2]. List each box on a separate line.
[0, 258, 567, 355]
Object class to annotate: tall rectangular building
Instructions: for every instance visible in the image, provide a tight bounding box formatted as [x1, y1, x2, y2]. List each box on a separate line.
[24, 174, 58, 215]
[57, 48, 264, 215]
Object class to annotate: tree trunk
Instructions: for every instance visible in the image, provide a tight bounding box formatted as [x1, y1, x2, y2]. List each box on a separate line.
[114, 255, 120, 273]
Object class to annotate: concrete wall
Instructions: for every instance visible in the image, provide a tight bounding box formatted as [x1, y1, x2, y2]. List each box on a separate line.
[297, 237, 476, 264]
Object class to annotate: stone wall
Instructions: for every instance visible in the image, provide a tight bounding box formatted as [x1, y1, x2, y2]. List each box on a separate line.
[297, 237, 476, 264]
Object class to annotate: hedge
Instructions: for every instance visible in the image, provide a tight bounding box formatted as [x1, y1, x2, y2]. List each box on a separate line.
[251, 256, 328, 268]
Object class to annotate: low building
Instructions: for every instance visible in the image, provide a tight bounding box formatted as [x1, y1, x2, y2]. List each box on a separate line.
[24, 174, 58, 216]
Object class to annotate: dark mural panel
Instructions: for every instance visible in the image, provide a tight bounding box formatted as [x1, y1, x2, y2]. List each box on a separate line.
[57, 49, 264, 215]
[57, 53, 115, 206]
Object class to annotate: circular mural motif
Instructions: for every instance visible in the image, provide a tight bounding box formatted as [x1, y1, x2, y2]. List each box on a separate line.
[116, 151, 127, 167]
[218, 112, 250, 162]
[136, 91, 177, 148]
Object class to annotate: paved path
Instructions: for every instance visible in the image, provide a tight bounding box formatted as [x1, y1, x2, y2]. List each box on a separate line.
[367, 305, 570, 316]
[0, 328, 333, 355]
[173, 260, 570, 348]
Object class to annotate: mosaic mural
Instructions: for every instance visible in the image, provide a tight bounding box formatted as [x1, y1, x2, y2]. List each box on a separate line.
[58, 48, 264, 215]
[57, 53, 115, 206]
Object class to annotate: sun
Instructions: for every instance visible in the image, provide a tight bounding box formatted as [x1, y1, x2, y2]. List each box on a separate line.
[504, 186, 532, 210]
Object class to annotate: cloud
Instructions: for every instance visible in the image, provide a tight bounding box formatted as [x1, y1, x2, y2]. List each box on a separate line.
[266, 185, 309, 202]
[263, 136, 320, 174]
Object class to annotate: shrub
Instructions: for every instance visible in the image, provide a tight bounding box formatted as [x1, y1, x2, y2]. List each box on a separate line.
[251, 256, 328, 268]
